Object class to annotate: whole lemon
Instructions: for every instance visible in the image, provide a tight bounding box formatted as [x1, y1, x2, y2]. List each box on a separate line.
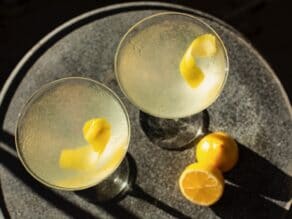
[196, 132, 238, 172]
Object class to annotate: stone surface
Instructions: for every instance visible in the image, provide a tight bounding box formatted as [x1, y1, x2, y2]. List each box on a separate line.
[0, 2, 291, 219]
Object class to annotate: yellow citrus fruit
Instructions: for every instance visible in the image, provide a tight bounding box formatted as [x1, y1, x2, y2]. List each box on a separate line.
[83, 118, 111, 154]
[196, 132, 238, 172]
[179, 162, 224, 206]
[59, 145, 98, 171]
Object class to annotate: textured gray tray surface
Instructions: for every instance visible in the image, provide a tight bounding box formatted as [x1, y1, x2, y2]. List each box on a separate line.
[0, 2, 291, 219]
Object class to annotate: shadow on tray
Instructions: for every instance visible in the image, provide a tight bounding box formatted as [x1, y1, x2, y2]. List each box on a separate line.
[0, 130, 291, 219]
[0, 130, 100, 219]
[0, 130, 190, 218]
[77, 153, 192, 219]
[211, 142, 291, 219]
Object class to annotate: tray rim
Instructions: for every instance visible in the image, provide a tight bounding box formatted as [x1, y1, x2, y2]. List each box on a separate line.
[0, 1, 291, 217]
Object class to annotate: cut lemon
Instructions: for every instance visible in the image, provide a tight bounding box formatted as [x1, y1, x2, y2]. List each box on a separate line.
[196, 132, 238, 172]
[59, 145, 98, 171]
[83, 118, 111, 154]
[179, 162, 224, 206]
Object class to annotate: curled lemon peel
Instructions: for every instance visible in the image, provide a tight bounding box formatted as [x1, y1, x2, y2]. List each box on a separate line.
[180, 34, 217, 88]
[59, 145, 98, 171]
[58, 118, 111, 171]
[83, 118, 111, 154]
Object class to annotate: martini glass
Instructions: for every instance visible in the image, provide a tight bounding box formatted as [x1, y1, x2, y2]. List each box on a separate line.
[15, 77, 131, 201]
[115, 12, 228, 150]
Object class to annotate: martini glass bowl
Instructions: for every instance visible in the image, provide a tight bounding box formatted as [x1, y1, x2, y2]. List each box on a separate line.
[16, 77, 131, 201]
[115, 12, 228, 150]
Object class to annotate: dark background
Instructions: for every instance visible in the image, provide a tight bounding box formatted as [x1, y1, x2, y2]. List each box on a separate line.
[0, 0, 291, 101]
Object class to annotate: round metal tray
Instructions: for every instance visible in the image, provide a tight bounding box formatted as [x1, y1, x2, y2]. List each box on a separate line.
[0, 2, 291, 219]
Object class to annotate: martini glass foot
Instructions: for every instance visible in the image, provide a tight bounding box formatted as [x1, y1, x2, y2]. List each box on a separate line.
[139, 110, 210, 151]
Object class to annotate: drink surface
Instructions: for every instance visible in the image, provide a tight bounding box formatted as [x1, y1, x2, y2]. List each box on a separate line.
[16, 78, 129, 190]
[116, 13, 228, 118]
